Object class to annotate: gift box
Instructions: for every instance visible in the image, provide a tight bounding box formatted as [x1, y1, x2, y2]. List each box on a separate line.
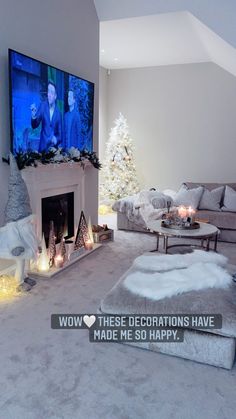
[92, 225, 114, 243]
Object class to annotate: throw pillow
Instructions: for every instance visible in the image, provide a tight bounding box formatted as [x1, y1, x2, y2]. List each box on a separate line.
[199, 186, 224, 211]
[222, 185, 236, 212]
[173, 184, 204, 209]
[151, 195, 173, 209]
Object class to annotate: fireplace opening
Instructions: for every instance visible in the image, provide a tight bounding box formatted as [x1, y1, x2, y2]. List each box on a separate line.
[42, 192, 74, 246]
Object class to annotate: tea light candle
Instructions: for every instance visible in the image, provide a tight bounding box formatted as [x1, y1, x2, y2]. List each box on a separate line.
[188, 206, 194, 216]
[85, 240, 93, 251]
[178, 206, 187, 218]
[54, 255, 64, 269]
[187, 206, 195, 222]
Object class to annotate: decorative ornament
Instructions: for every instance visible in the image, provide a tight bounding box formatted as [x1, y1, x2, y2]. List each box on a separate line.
[5, 154, 32, 223]
[74, 227, 84, 251]
[37, 234, 50, 272]
[0, 275, 23, 302]
[0, 154, 38, 285]
[74, 211, 90, 250]
[87, 217, 94, 243]
[48, 221, 56, 267]
[58, 234, 66, 261]
[2, 148, 101, 170]
[84, 216, 94, 250]
[68, 147, 80, 158]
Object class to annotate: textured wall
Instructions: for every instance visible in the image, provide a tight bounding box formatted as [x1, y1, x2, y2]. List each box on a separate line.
[103, 62, 236, 191]
[0, 0, 99, 226]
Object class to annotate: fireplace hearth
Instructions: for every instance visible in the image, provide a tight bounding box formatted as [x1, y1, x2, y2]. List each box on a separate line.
[21, 162, 89, 242]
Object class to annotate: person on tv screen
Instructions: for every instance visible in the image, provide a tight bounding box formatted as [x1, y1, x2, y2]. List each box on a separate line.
[31, 82, 63, 152]
[64, 89, 82, 149]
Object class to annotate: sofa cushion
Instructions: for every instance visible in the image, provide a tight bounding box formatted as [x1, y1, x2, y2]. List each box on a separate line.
[196, 210, 236, 230]
[222, 186, 236, 212]
[148, 191, 173, 209]
[173, 184, 204, 209]
[185, 182, 236, 192]
[198, 186, 224, 211]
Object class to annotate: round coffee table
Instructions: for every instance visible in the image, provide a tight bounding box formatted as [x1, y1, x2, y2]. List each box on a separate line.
[146, 220, 220, 253]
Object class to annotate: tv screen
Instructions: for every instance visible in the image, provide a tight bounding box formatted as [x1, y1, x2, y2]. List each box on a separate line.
[9, 49, 94, 154]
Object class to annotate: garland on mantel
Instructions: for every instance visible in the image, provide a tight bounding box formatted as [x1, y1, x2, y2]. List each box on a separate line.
[2, 147, 102, 170]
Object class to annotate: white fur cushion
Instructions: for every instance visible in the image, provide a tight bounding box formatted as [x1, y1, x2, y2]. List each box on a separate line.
[133, 250, 227, 272]
[124, 250, 231, 300]
[173, 184, 204, 209]
[199, 186, 224, 211]
[124, 263, 231, 301]
[222, 186, 236, 212]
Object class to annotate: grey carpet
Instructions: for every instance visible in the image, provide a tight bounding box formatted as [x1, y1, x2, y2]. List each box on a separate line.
[0, 214, 236, 419]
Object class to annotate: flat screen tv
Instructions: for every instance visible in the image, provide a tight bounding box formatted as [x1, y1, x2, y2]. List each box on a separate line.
[9, 49, 94, 154]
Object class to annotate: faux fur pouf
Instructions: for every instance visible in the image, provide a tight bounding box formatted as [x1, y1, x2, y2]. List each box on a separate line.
[124, 250, 232, 300]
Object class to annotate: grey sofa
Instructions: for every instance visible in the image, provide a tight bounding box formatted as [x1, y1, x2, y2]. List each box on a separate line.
[117, 182, 236, 243]
[185, 182, 236, 243]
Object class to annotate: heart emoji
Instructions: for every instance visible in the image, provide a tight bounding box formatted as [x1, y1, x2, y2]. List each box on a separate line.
[83, 315, 96, 328]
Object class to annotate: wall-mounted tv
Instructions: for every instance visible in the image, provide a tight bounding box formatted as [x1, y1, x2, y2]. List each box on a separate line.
[9, 49, 94, 153]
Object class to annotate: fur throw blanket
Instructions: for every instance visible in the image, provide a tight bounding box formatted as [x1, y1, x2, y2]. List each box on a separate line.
[112, 189, 173, 227]
[124, 250, 232, 300]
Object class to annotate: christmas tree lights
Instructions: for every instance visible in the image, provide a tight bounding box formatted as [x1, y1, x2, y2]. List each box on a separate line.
[100, 113, 140, 203]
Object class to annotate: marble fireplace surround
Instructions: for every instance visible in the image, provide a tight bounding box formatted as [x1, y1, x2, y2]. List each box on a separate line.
[22, 162, 89, 240]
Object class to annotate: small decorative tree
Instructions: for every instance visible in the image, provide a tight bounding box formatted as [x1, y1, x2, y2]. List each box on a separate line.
[74, 211, 90, 250]
[48, 220, 56, 267]
[58, 234, 66, 261]
[37, 234, 50, 272]
[87, 216, 94, 243]
[100, 113, 140, 203]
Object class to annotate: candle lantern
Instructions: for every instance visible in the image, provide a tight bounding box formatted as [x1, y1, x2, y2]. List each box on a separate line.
[54, 254, 64, 269]
[85, 239, 93, 251]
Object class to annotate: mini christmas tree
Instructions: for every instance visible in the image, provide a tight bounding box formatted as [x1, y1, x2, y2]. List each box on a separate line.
[48, 220, 56, 267]
[100, 113, 140, 203]
[58, 234, 66, 261]
[37, 234, 49, 272]
[74, 211, 90, 250]
[74, 228, 84, 251]
[88, 216, 94, 243]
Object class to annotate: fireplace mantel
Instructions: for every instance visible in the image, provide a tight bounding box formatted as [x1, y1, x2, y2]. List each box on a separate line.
[22, 162, 91, 239]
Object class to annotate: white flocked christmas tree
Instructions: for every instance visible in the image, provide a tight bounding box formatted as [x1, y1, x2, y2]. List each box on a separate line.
[100, 113, 140, 203]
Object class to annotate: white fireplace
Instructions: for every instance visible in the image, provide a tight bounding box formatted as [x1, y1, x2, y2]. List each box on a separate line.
[22, 162, 90, 240]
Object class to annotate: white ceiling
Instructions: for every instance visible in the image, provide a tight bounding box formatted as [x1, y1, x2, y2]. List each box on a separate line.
[99, 11, 236, 77]
[94, 0, 236, 49]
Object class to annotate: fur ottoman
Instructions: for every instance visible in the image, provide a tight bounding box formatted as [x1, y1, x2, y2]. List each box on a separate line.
[100, 251, 236, 369]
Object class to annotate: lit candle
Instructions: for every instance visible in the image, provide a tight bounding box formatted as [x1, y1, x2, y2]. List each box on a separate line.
[85, 239, 93, 250]
[54, 255, 64, 269]
[188, 206, 195, 216]
[38, 259, 50, 272]
[178, 206, 187, 218]
[188, 206, 195, 222]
